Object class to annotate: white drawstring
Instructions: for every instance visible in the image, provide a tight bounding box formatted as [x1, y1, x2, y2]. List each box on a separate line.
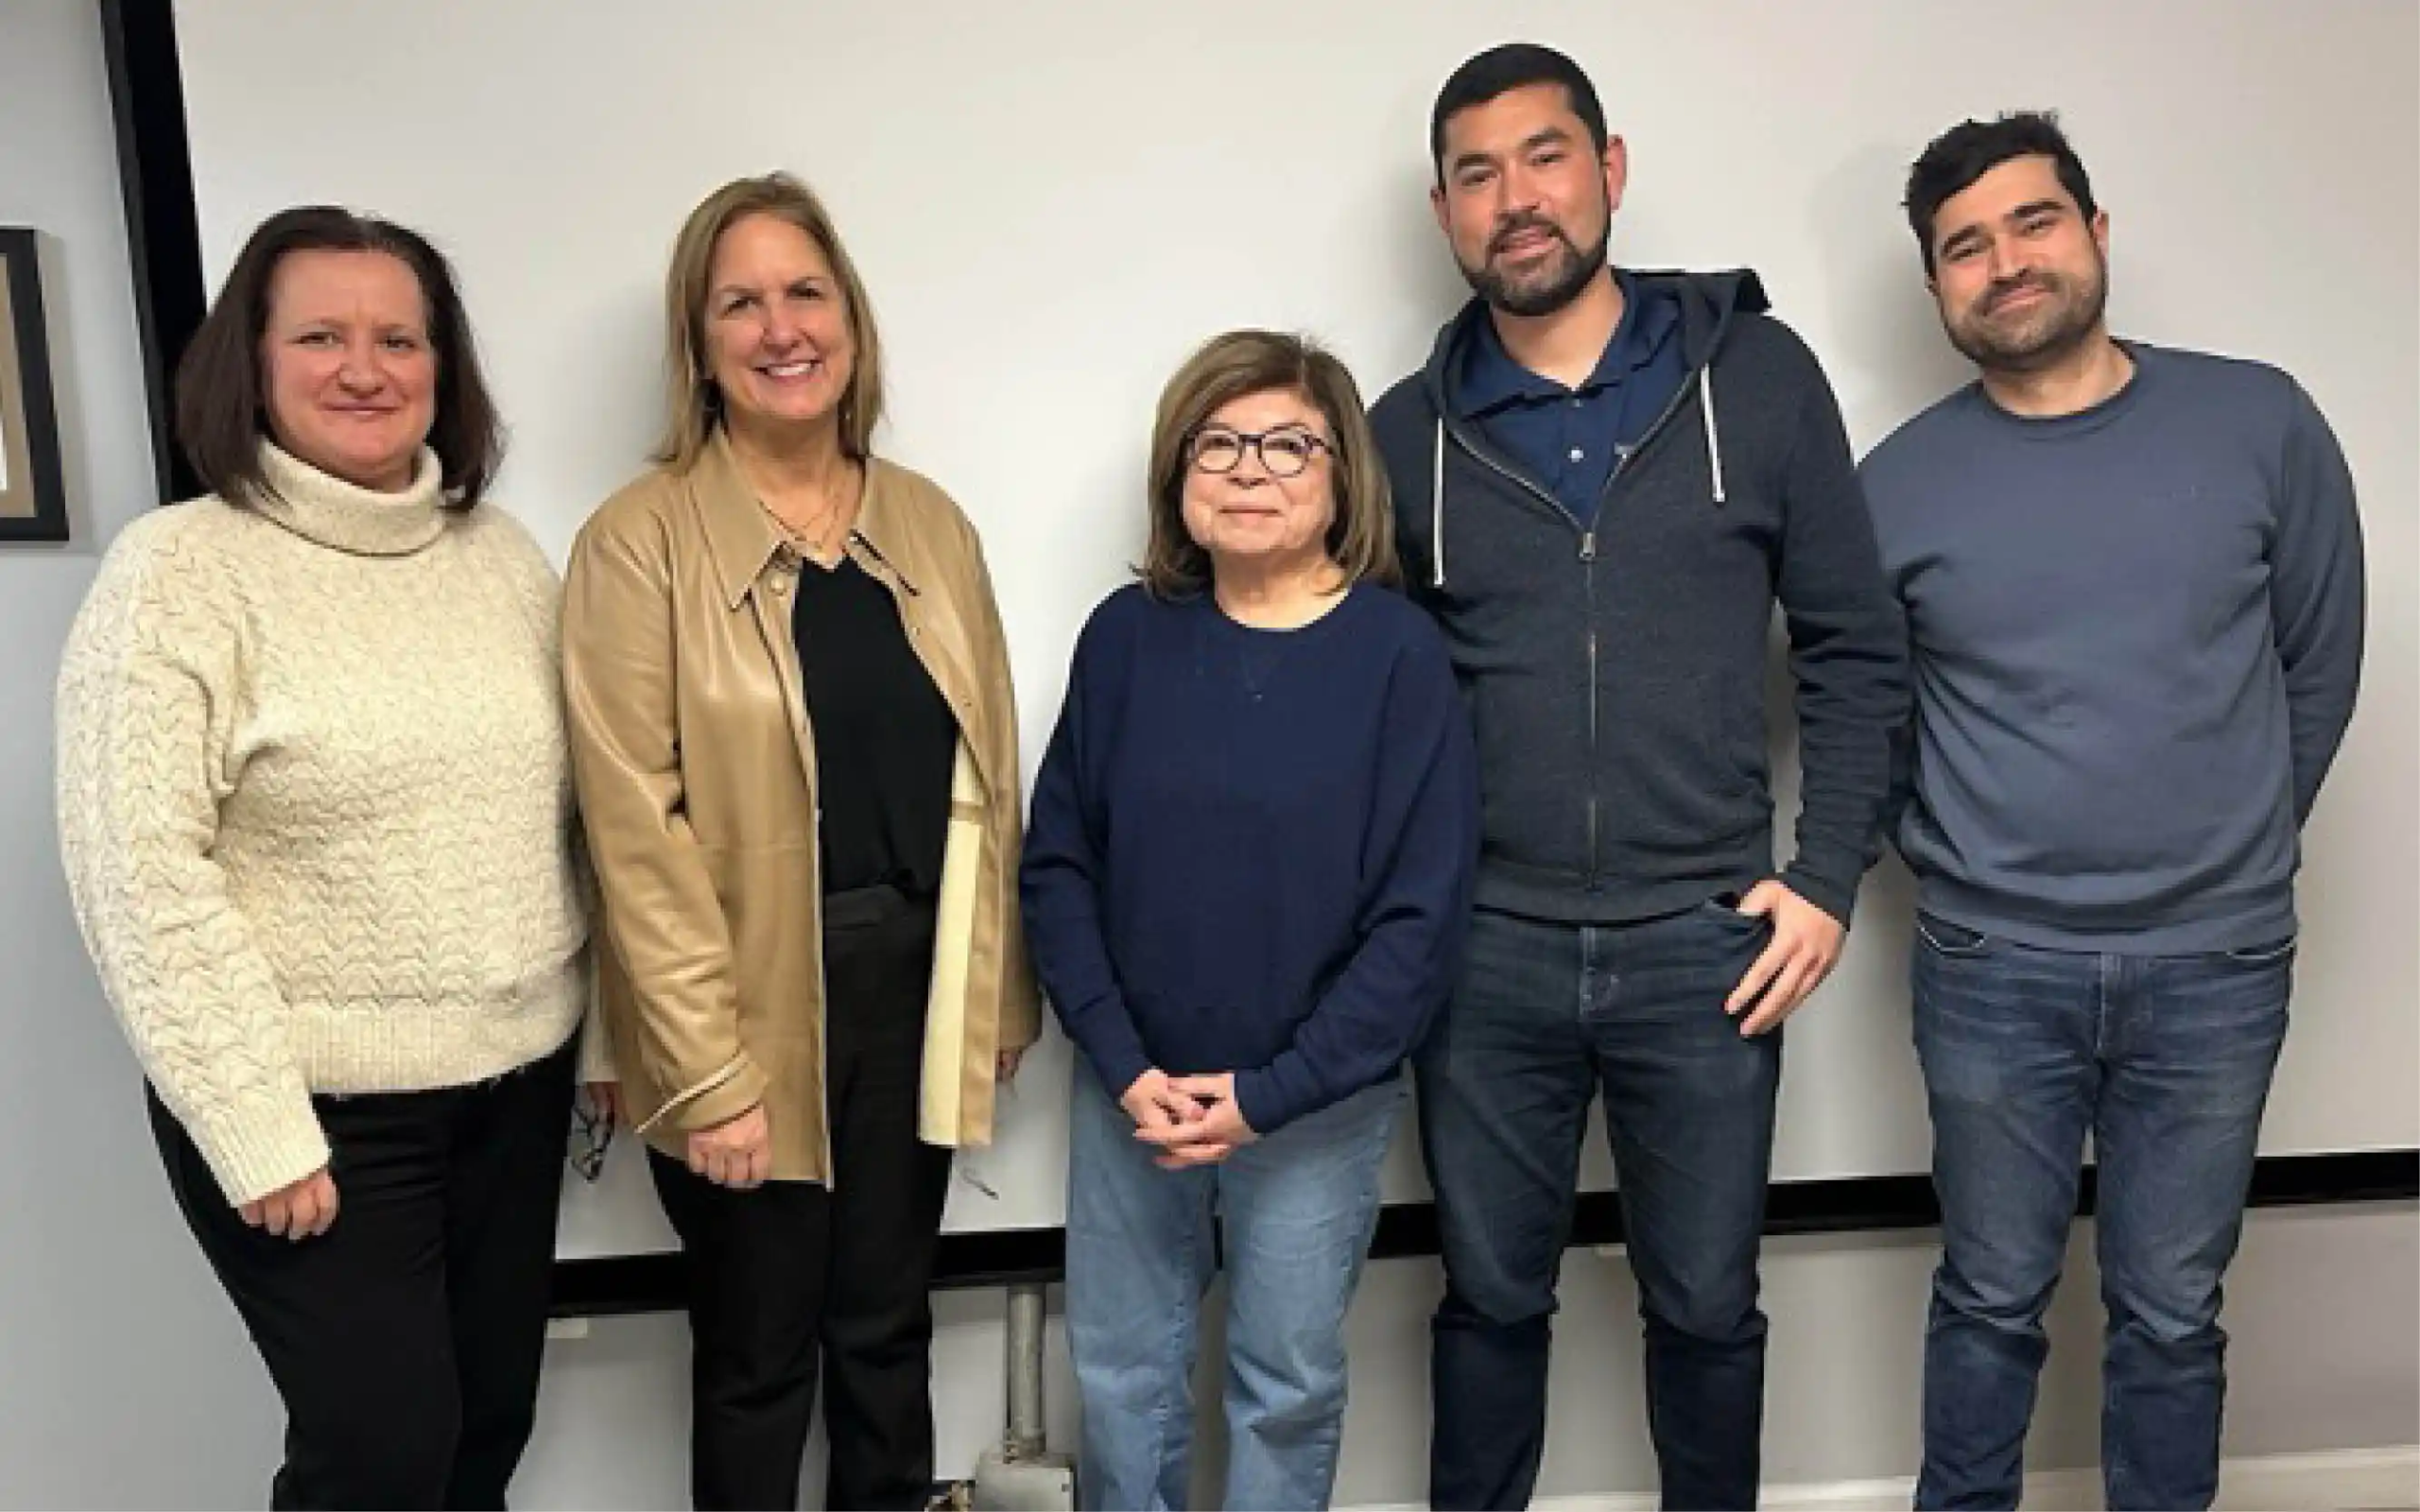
[1430, 419, 1447, 588]
[1434, 365, 1723, 580]
[1700, 366, 1726, 506]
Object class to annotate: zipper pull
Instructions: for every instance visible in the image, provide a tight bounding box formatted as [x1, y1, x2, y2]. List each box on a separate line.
[1579, 531, 1597, 562]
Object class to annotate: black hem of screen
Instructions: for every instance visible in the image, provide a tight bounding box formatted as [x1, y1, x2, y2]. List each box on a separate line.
[551, 1152, 2418, 1318]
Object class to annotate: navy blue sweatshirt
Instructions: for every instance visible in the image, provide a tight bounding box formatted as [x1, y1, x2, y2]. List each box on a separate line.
[1019, 582, 1479, 1134]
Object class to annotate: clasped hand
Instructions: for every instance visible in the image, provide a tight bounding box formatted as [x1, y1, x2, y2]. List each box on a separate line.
[1120, 1069, 1257, 1170]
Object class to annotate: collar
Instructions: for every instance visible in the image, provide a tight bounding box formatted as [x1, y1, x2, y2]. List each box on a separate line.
[250, 441, 448, 556]
[1457, 268, 1681, 419]
[693, 427, 922, 610]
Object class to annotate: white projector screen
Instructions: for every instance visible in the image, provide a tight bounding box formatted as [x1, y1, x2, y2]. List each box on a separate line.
[170, 0, 2419, 1255]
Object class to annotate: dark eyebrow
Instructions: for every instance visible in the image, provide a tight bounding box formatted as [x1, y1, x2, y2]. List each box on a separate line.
[2009, 198, 2067, 222]
[1450, 123, 1575, 177]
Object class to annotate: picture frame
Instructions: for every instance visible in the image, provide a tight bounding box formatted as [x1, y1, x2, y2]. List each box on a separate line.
[0, 228, 68, 542]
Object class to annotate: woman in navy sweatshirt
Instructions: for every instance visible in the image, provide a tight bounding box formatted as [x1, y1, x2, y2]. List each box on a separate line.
[1021, 330, 1479, 1510]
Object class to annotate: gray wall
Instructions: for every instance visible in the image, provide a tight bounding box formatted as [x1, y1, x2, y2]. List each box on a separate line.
[0, 2, 2411, 1506]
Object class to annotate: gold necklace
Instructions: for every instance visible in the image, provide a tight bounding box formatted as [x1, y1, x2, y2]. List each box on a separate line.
[763, 498, 845, 558]
[760, 465, 861, 559]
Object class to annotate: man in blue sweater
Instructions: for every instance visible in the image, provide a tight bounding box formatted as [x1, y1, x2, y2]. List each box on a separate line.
[1859, 112, 2365, 1512]
[1368, 44, 1908, 1510]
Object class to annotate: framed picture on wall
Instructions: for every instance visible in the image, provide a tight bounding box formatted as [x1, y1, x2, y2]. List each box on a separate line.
[0, 228, 68, 542]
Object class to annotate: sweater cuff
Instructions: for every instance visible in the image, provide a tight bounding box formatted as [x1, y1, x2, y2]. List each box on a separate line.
[1062, 989, 1152, 1109]
[1232, 1066, 1308, 1138]
[1780, 855, 1858, 927]
[1081, 1040, 1152, 1112]
[187, 1097, 333, 1208]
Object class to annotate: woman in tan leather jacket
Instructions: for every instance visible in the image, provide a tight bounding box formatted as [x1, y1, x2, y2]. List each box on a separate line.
[562, 172, 1037, 1512]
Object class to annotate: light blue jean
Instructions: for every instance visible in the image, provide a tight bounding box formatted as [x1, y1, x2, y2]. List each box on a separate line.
[1064, 1060, 1406, 1511]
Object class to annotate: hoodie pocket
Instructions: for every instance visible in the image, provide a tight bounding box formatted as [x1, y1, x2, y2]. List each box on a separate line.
[1610, 671, 1765, 857]
[1464, 670, 1592, 877]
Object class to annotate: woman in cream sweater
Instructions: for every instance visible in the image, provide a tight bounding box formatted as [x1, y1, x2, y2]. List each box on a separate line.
[55, 206, 605, 1509]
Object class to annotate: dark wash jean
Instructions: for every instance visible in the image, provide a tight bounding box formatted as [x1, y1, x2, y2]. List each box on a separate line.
[1910, 913, 2292, 1512]
[1417, 901, 1782, 1510]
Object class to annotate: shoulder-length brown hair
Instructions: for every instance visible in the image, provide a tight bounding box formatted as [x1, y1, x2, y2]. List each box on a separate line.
[174, 205, 503, 510]
[1139, 330, 1398, 598]
[654, 173, 886, 472]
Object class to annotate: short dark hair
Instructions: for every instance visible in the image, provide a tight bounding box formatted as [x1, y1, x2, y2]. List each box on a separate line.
[175, 205, 503, 510]
[1429, 43, 1608, 175]
[1904, 112, 2100, 275]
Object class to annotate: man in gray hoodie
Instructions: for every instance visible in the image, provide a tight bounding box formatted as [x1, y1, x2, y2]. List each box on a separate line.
[1369, 43, 1908, 1511]
[1859, 112, 2364, 1512]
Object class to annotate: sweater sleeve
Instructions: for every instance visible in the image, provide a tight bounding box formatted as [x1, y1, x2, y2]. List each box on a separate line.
[1018, 603, 1152, 1102]
[2270, 380, 2365, 823]
[1770, 334, 1911, 924]
[1233, 627, 1480, 1135]
[55, 520, 330, 1206]
[561, 506, 766, 1134]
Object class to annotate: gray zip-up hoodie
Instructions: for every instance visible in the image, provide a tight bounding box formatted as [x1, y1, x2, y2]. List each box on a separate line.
[1368, 270, 1907, 925]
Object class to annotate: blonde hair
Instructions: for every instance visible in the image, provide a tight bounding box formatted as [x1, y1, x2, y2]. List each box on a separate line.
[1139, 330, 1399, 598]
[653, 172, 885, 470]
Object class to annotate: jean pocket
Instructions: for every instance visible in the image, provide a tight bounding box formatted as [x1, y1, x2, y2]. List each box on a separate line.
[2221, 936, 2297, 967]
[1914, 913, 1992, 958]
[1699, 896, 1769, 931]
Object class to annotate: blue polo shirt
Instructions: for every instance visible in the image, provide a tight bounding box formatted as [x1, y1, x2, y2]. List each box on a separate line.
[1459, 268, 1687, 521]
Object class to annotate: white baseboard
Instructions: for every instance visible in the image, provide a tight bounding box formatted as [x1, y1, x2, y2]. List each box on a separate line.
[2204, 1447, 2420, 1512]
[1354, 1444, 2420, 1511]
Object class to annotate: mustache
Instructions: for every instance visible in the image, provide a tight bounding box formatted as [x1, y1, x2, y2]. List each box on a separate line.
[1489, 214, 1573, 257]
[1981, 272, 2061, 313]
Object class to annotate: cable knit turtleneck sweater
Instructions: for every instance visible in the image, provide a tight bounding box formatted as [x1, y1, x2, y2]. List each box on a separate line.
[57, 443, 597, 1205]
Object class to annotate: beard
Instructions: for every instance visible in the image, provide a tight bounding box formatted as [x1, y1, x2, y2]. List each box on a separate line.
[1457, 211, 1611, 318]
[1945, 249, 2110, 373]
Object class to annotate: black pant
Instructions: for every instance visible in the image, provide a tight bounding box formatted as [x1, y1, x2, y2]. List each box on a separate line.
[650, 885, 954, 1511]
[149, 1040, 577, 1510]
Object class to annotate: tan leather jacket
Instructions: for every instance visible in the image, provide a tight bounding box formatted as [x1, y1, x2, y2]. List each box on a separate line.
[562, 430, 1037, 1182]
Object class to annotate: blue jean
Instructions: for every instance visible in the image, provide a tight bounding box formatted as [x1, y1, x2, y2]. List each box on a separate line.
[1418, 902, 1782, 1510]
[1065, 1059, 1406, 1511]
[1910, 914, 2292, 1511]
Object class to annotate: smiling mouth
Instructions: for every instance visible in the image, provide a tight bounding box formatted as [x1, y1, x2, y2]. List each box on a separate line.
[1495, 229, 1561, 258]
[758, 359, 821, 380]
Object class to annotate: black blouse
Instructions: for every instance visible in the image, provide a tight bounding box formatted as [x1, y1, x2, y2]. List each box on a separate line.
[788, 555, 957, 897]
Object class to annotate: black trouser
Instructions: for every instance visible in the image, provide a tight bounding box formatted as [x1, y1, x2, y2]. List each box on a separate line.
[149, 1040, 577, 1510]
[649, 884, 954, 1512]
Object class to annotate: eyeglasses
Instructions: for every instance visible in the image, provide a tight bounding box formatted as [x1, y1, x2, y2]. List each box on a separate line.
[569, 1097, 615, 1182]
[1186, 424, 1332, 479]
